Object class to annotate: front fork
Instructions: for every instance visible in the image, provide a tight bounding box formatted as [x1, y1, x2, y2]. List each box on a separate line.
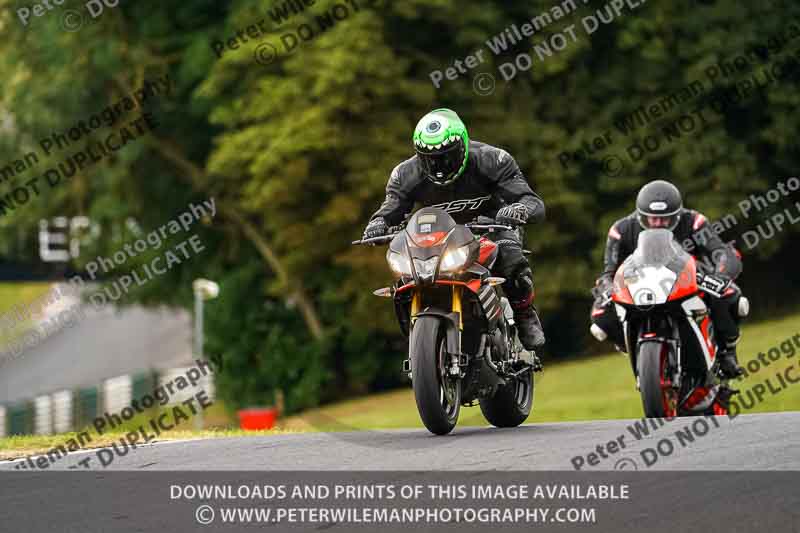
[633, 316, 681, 391]
[669, 318, 682, 389]
[409, 286, 463, 330]
[404, 286, 465, 378]
[452, 286, 464, 330]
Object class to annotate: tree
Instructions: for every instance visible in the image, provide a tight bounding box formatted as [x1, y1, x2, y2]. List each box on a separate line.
[0, 0, 798, 412]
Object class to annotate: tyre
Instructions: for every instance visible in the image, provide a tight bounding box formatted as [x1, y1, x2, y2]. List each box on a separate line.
[637, 342, 676, 418]
[410, 316, 460, 435]
[479, 369, 534, 428]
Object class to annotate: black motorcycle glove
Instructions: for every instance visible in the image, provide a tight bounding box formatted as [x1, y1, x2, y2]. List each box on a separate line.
[362, 217, 388, 240]
[696, 271, 731, 298]
[591, 276, 613, 307]
[496, 203, 529, 226]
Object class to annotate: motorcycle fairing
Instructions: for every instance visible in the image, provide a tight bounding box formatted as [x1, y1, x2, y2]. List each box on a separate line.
[613, 229, 695, 306]
[681, 296, 715, 369]
[624, 265, 677, 306]
[477, 282, 503, 325]
[618, 294, 716, 374]
[389, 207, 506, 344]
[391, 208, 480, 283]
[477, 237, 498, 268]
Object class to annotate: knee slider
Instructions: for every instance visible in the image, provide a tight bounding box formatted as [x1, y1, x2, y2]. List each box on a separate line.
[510, 266, 533, 290]
[590, 323, 608, 341]
[737, 296, 750, 318]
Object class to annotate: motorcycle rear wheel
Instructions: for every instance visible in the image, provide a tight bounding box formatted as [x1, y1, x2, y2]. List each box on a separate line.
[479, 369, 533, 428]
[410, 316, 461, 435]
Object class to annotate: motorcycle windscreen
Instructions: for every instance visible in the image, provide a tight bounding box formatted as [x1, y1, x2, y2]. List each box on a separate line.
[616, 229, 695, 305]
[632, 229, 692, 273]
[405, 207, 456, 251]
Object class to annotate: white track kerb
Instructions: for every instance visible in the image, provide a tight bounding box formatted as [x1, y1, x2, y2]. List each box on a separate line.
[0, 198, 216, 365]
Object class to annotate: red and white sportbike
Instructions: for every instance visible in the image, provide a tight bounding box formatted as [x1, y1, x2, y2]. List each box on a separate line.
[600, 229, 740, 418]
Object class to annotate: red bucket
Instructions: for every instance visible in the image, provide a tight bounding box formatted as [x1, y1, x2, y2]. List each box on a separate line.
[237, 407, 278, 430]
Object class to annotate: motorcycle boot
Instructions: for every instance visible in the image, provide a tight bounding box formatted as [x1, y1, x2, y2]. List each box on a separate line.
[511, 295, 546, 350]
[502, 266, 545, 350]
[717, 337, 744, 379]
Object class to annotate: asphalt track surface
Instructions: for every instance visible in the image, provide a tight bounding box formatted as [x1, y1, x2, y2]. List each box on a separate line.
[2, 413, 798, 532]
[0, 305, 193, 404]
[3, 411, 798, 471]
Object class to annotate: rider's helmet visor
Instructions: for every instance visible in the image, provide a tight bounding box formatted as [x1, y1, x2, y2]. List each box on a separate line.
[637, 210, 680, 231]
[416, 140, 465, 185]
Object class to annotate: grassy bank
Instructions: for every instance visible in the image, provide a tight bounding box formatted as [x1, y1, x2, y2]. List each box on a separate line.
[0, 282, 53, 350]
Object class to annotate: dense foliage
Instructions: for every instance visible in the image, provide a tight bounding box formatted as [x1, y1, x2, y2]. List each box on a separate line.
[0, 0, 798, 413]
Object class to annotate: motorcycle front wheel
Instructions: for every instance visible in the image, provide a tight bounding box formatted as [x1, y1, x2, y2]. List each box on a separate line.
[410, 316, 461, 435]
[637, 341, 678, 418]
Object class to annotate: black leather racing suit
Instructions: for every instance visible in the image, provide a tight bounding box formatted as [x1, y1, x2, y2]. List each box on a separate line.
[591, 209, 744, 351]
[370, 140, 545, 310]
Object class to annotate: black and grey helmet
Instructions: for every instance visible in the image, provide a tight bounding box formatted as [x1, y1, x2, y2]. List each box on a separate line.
[636, 180, 683, 231]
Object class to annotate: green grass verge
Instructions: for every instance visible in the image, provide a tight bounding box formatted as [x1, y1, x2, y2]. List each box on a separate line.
[0, 401, 302, 460]
[0, 282, 53, 350]
[0, 429, 305, 461]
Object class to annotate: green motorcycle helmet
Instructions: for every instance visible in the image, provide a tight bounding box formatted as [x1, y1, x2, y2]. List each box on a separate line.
[412, 108, 469, 186]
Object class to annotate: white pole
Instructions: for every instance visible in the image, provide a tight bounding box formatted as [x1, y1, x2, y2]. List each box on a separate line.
[191, 279, 219, 431]
[194, 290, 203, 359]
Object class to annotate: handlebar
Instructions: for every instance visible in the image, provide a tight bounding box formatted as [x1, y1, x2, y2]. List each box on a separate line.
[351, 233, 398, 246]
[352, 220, 514, 246]
[352, 223, 405, 245]
[465, 223, 514, 232]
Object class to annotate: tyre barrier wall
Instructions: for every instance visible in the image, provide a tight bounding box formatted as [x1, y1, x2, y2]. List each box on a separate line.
[0, 365, 215, 437]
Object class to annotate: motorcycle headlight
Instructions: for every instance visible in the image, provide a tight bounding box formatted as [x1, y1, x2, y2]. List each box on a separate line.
[440, 245, 471, 272]
[387, 251, 412, 277]
[413, 256, 439, 280]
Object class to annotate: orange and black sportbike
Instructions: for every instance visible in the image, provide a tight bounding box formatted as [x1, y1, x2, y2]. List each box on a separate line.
[353, 206, 542, 435]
